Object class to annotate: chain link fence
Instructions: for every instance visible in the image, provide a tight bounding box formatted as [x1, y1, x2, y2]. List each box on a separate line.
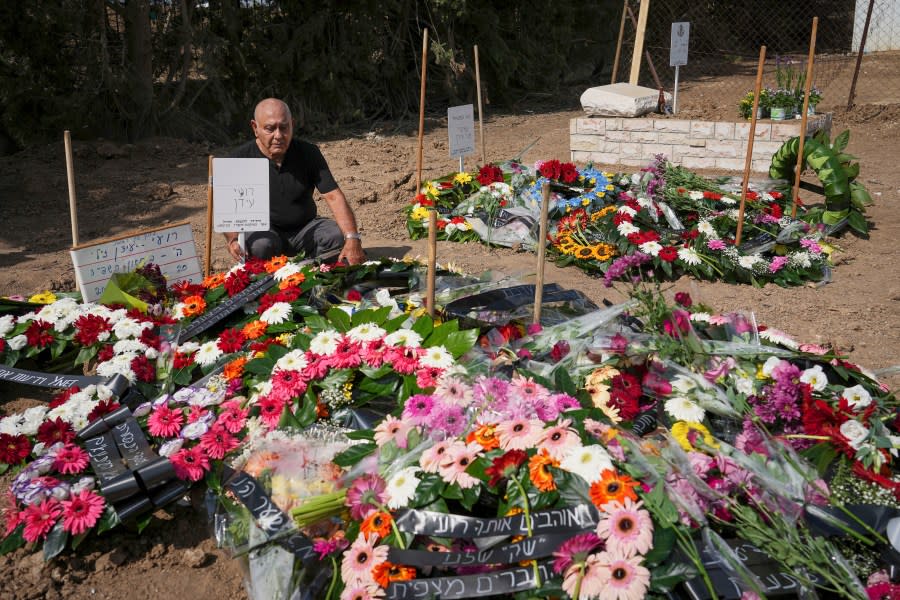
[613, 0, 900, 118]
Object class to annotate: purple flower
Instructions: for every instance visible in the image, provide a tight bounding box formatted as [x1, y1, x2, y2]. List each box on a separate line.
[770, 256, 789, 273]
[603, 252, 652, 287]
[402, 394, 434, 426]
[707, 239, 727, 251]
[426, 401, 467, 438]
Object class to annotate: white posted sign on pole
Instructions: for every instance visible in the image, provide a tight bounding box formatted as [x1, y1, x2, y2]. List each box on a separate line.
[670, 22, 690, 67]
[448, 104, 475, 160]
[212, 158, 270, 233]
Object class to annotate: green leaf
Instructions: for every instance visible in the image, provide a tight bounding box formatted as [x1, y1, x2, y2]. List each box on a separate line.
[0, 525, 25, 555]
[0, 463, 8, 475]
[443, 482, 464, 500]
[50, 338, 67, 360]
[410, 474, 445, 507]
[801, 443, 839, 476]
[649, 560, 698, 593]
[384, 314, 409, 332]
[296, 394, 319, 428]
[303, 315, 331, 333]
[277, 402, 301, 429]
[345, 429, 375, 441]
[96, 506, 120, 534]
[333, 442, 376, 468]
[326, 307, 352, 332]
[642, 526, 676, 565]
[74, 345, 99, 366]
[552, 469, 591, 507]
[424, 320, 459, 347]
[352, 306, 391, 326]
[243, 357, 275, 376]
[443, 329, 479, 358]
[553, 368, 578, 397]
[43, 521, 68, 560]
[459, 485, 481, 511]
[847, 210, 868, 235]
[411, 315, 434, 339]
[832, 129, 850, 153]
[135, 514, 153, 534]
[173, 367, 194, 386]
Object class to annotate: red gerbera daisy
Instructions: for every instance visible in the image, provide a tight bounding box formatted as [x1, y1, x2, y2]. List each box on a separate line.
[0, 433, 31, 464]
[170, 445, 210, 482]
[73, 314, 112, 346]
[217, 328, 246, 353]
[24, 319, 54, 348]
[36, 418, 76, 446]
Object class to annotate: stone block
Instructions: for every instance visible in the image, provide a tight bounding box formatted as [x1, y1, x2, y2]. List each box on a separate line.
[589, 152, 622, 166]
[571, 150, 593, 163]
[641, 143, 674, 159]
[633, 130, 659, 143]
[620, 157, 646, 167]
[681, 156, 718, 170]
[771, 122, 802, 140]
[604, 118, 624, 131]
[658, 132, 690, 144]
[715, 158, 748, 171]
[673, 144, 709, 157]
[738, 122, 772, 140]
[620, 142, 642, 159]
[690, 120, 716, 138]
[605, 130, 632, 142]
[705, 140, 740, 158]
[714, 122, 735, 140]
[751, 159, 772, 172]
[570, 134, 603, 151]
[751, 140, 786, 156]
[622, 118, 655, 131]
[688, 138, 707, 148]
[580, 83, 670, 117]
[570, 119, 578, 134]
[576, 118, 606, 134]
[653, 119, 691, 132]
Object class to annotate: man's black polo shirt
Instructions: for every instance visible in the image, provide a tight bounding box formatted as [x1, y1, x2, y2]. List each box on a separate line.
[229, 139, 338, 232]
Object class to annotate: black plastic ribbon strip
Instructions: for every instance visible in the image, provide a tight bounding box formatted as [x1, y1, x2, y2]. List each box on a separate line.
[177, 274, 274, 343]
[385, 560, 553, 600]
[393, 504, 599, 538]
[77, 406, 188, 520]
[0, 366, 129, 394]
[219, 465, 318, 565]
[387, 532, 580, 568]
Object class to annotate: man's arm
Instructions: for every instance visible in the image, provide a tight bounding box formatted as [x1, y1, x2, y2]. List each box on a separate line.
[322, 188, 365, 265]
[223, 232, 244, 261]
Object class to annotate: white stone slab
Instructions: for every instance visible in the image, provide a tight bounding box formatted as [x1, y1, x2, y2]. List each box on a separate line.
[580, 83, 672, 118]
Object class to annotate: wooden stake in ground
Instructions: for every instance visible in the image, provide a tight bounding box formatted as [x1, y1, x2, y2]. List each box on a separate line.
[533, 182, 551, 326]
[474, 44, 486, 165]
[611, 0, 629, 84]
[205, 155, 214, 276]
[628, 0, 651, 85]
[64, 130, 79, 248]
[848, 0, 875, 110]
[416, 28, 429, 194]
[792, 17, 819, 219]
[735, 45, 767, 247]
[426, 210, 437, 317]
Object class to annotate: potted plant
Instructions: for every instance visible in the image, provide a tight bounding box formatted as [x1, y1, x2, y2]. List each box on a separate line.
[807, 86, 823, 114]
[769, 89, 794, 120]
[737, 88, 770, 120]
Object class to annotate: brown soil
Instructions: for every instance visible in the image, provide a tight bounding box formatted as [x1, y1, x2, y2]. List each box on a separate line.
[1, 74, 899, 597]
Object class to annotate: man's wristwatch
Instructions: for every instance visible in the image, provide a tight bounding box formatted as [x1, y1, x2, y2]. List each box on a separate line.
[344, 233, 362, 241]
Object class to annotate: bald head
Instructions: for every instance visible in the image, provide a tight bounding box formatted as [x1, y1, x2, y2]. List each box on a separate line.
[251, 98, 294, 164]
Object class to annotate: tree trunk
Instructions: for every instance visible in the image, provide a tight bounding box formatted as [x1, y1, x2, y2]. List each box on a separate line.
[124, 0, 154, 139]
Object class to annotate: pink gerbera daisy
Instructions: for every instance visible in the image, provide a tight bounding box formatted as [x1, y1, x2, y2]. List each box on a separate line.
[60, 490, 105, 535]
[419, 440, 452, 473]
[256, 395, 287, 429]
[552, 531, 604, 574]
[596, 547, 651, 600]
[329, 337, 362, 369]
[539, 419, 579, 460]
[341, 533, 389, 588]
[216, 401, 249, 434]
[340, 583, 385, 600]
[52, 444, 91, 475]
[596, 498, 654, 557]
[496, 418, 543, 450]
[199, 425, 240, 460]
[434, 376, 473, 407]
[170, 445, 210, 481]
[402, 394, 434, 426]
[508, 373, 551, 406]
[345, 474, 387, 521]
[361, 339, 387, 368]
[373, 415, 412, 449]
[437, 442, 481, 489]
[384, 346, 420, 375]
[415, 366, 443, 390]
[147, 403, 184, 438]
[22, 497, 63, 543]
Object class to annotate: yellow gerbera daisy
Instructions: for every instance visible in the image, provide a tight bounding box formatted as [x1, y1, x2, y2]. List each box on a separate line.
[671, 421, 719, 452]
[28, 291, 57, 304]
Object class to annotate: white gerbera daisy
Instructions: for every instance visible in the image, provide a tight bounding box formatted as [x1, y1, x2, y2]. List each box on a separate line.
[275, 349, 309, 372]
[677, 247, 702, 266]
[559, 444, 613, 484]
[384, 329, 423, 348]
[759, 328, 799, 350]
[260, 301, 292, 325]
[419, 345, 454, 369]
[617, 221, 640, 236]
[664, 396, 706, 422]
[0, 314, 16, 336]
[738, 255, 761, 269]
[177, 341, 200, 354]
[309, 330, 341, 355]
[689, 312, 711, 323]
[670, 375, 696, 394]
[194, 341, 223, 367]
[273, 262, 302, 281]
[697, 220, 716, 237]
[386, 466, 421, 509]
[799, 365, 829, 392]
[688, 190, 704, 200]
[617, 205, 637, 217]
[347, 323, 387, 343]
[638, 241, 662, 256]
[841, 384, 872, 409]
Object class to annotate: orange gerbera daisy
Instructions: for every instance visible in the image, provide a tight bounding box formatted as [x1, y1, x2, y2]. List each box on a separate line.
[241, 320, 268, 340]
[467, 423, 500, 451]
[278, 272, 306, 290]
[528, 449, 559, 492]
[360, 511, 394, 539]
[265, 255, 289, 273]
[372, 561, 416, 588]
[182, 295, 207, 317]
[202, 273, 225, 289]
[589, 468, 639, 508]
[223, 356, 248, 380]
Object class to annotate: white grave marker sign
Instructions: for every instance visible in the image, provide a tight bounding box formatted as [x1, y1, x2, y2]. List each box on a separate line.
[448, 104, 475, 159]
[212, 158, 270, 232]
[670, 22, 690, 67]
